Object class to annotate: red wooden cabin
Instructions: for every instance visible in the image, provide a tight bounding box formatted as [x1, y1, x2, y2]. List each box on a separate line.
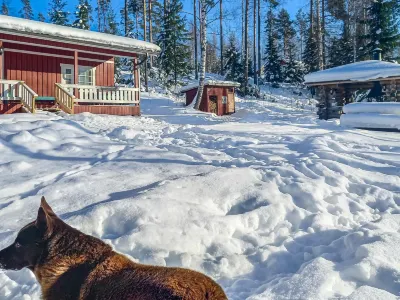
[0, 15, 160, 115]
[181, 81, 239, 116]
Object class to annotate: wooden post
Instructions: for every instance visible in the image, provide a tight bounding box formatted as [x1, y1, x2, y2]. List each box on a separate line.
[0, 41, 3, 80]
[74, 51, 79, 98]
[0, 41, 4, 98]
[133, 56, 140, 103]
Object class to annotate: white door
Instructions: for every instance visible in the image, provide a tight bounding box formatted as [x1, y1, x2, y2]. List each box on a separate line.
[61, 64, 74, 84]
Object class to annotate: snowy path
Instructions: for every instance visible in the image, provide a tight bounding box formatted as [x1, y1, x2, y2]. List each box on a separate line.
[0, 94, 399, 299]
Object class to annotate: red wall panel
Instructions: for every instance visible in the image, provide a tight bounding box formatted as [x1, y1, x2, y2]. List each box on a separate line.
[4, 50, 115, 97]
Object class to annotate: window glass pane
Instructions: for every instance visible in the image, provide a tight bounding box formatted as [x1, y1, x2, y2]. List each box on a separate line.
[78, 67, 93, 85]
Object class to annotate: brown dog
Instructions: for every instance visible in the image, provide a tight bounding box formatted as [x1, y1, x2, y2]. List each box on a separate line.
[0, 197, 227, 300]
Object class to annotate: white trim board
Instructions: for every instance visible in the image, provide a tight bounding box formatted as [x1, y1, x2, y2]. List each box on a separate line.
[0, 32, 138, 58]
[4, 48, 114, 64]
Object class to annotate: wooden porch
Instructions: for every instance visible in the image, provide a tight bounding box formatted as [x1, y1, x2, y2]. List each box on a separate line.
[0, 80, 140, 116]
[55, 84, 140, 116]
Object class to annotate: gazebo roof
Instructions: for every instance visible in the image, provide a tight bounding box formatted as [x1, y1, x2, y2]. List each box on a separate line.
[304, 60, 400, 86]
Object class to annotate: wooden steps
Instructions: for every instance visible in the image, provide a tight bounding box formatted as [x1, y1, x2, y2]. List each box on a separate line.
[0, 101, 23, 114]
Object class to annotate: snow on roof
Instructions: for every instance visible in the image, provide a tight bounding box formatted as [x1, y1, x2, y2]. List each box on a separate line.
[0, 15, 161, 55]
[304, 60, 400, 85]
[180, 80, 240, 93]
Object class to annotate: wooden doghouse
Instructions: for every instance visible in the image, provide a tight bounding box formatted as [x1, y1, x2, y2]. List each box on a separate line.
[181, 81, 240, 116]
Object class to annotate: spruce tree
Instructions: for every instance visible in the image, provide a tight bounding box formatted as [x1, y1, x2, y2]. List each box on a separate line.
[360, 0, 400, 60]
[49, 0, 69, 26]
[303, 24, 319, 72]
[73, 0, 92, 30]
[157, 0, 191, 86]
[1, 0, 8, 15]
[224, 33, 243, 82]
[329, 24, 353, 68]
[38, 12, 46, 22]
[277, 9, 295, 59]
[105, 8, 119, 35]
[20, 0, 34, 20]
[264, 8, 281, 85]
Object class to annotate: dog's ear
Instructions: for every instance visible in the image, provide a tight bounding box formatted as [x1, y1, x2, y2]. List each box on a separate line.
[35, 197, 57, 235]
[40, 196, 56, 217]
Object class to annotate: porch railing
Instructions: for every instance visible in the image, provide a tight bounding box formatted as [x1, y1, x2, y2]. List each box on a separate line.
[55, 83, 75, 114]
[19, 82, 37, 113]
[0, 80, 21, 100]
[60, 84, 139, 105]
[0, 80, 37, 113]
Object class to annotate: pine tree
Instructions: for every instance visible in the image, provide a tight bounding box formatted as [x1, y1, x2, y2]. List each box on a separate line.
[49, 0, 69, 26]
[277, 9, 295, 59]
[224, 33, 243, 82]
[264, 7, 281, 85]
[1, 0, 8, 15]
[73, 0, 92, 30]
[329, 23, 353, 68]
[303, 24, 319, 71]
[278, 9, 304, 85]
[38, 12, 46, 22]
[295, 9, 307, 60]
[360, 0, 400, 60]
[105, 8, 119, 35]
[96, 0, 112, 33]
[157, 0, 191, 86]
[20, 0, 34, 20]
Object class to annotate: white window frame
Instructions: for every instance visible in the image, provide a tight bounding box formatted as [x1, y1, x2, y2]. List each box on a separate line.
[60, 64, 96, 86]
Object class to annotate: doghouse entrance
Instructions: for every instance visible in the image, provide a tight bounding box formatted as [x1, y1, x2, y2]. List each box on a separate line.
[209, 96, 218, 114]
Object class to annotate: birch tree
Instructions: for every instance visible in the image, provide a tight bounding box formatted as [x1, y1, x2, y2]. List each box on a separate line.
[194, 0, 215, 110]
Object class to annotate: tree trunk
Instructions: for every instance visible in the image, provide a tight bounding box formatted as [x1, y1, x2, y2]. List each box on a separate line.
[220, 0, 223, 75]
[194, 0, 198, 79]
[322, 0, 325, 68]
[310, 0, 314, 39]
[257, 0, 261, 82]
[143, 0, 149, 92]
[244, 0, 249, 94]
[194, 0, 207, 110]
[253, 0, 257, 86]
[316, 0, 322, 70]
[149, 0, 153, 66]
[124, 0, 129, 36]
[97, 0, 101, 31]
[242, 0, 244, 61]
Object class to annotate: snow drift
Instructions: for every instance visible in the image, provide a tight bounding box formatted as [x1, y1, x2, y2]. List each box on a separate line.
[341, 103, 400, 130]
[0, 95, 399, 299]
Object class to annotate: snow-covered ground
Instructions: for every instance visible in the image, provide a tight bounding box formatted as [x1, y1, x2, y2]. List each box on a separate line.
[0, 93, 400, 299]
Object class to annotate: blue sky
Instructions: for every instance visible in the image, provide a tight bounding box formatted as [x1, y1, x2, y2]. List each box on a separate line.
[9, 0, 308, 37]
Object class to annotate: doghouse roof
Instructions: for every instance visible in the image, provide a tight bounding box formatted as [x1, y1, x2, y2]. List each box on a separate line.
[304, 60, 400, 86]
[180, 80, 240, 93]
[0, 15, 161, 55]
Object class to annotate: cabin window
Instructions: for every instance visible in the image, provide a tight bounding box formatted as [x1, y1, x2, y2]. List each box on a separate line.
[78, 66, 94, 86]
[60, 64, 96, 86]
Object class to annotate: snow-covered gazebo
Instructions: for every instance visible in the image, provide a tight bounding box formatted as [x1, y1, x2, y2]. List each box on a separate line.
[304, 60, 400, 119]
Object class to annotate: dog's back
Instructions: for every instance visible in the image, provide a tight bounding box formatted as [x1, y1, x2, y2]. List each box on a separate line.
[79, 253, 227, 300]
[42, 252, 226, 300]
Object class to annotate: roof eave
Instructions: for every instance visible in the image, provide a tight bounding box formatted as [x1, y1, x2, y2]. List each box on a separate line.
[305, 75, 400, 87]
[0, 28, 161, 57]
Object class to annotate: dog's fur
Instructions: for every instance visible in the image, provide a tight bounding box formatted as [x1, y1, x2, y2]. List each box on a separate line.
[0, 197, 227, 300]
